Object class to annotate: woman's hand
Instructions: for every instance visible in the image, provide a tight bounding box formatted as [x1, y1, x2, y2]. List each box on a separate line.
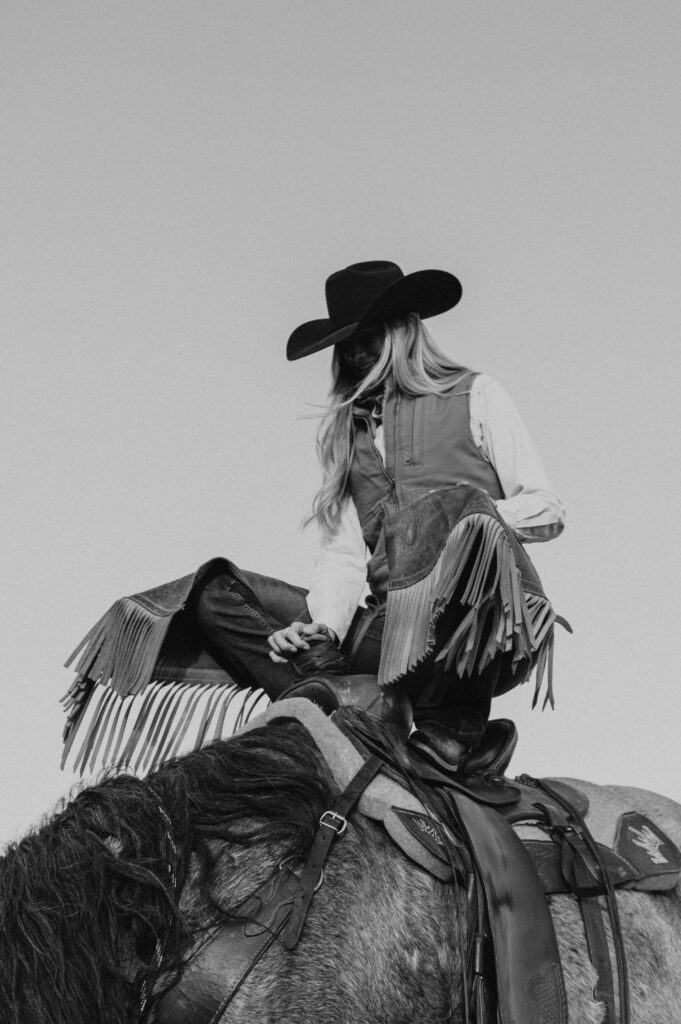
[268, 621, 336, 663]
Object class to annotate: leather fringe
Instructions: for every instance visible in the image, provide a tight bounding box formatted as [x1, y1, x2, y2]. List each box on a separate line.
[60, 679, 269, 776]
[64, 598, 172, 697]
[378, 513, 558, 708]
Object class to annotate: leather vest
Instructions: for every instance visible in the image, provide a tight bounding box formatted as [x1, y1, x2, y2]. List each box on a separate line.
[348, 372, 504, 601]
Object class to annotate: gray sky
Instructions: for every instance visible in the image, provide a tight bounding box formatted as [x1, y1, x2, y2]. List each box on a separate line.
[2, 0, 680, 846]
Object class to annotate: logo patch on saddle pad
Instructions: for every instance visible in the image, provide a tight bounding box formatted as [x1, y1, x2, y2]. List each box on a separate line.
[614, 812, 681, 885]
[391, 808, 454, 865]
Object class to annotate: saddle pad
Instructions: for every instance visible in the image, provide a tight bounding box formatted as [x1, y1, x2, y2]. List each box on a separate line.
[515, 777, 681, 892]
[240, 699, 455, 881]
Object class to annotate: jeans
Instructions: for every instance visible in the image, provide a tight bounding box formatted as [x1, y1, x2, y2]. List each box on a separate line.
[190, 565, 499, 741]
[189, 565, 312, 698]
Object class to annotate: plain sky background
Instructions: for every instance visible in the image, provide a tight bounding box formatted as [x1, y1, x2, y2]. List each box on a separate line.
[2, 1, 680, 847]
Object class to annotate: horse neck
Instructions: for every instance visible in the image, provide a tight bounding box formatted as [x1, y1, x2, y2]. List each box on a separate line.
[204, 813, 464, 1024]
[178, 833, 293, 929]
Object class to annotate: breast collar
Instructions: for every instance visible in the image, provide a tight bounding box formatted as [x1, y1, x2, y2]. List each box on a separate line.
[154, 861, 303, 1024]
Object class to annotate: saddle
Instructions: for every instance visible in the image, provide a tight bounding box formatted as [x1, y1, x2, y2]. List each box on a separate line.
[242, 700, 681, 1024]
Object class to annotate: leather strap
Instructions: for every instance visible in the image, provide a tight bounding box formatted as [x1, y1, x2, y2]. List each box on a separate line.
[579, 895, 616, 1023]
[160, 755, 382, 1022]
[535, 778, 630, 1024]
[283, 755, 383, 949]
[522, 838, 639, 894]
[441, 788, 569, 1024]
[536, 793, 616, 1019]
[157, 864, 302, 1024]
[468, 873, 496, 1024]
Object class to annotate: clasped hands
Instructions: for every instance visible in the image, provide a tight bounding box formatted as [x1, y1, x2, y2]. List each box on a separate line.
[268, 620, 337, 664]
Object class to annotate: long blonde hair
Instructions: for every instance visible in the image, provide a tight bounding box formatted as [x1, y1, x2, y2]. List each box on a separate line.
[310, 314, 470, 532]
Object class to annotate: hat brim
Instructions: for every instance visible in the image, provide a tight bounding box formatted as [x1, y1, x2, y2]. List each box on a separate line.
[286, 269, 462, 361]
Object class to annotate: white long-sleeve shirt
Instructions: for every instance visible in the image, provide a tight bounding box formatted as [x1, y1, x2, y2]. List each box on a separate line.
[306, 374, 565, 640]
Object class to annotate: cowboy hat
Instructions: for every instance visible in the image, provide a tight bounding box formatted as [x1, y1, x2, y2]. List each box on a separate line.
[286, 260, 462, 361]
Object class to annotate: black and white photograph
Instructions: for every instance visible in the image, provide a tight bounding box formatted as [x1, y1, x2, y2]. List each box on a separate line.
[2, 2, 680, 1020]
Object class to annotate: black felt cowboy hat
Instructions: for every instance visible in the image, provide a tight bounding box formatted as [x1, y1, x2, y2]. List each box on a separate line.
[286, 260, 462, 361]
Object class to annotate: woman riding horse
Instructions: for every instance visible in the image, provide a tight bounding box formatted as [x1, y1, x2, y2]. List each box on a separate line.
[63, 260, 566, 775]
[190, 261, 565, 769]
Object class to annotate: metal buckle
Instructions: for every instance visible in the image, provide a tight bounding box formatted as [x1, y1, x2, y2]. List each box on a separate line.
[319, 810, 348, 835]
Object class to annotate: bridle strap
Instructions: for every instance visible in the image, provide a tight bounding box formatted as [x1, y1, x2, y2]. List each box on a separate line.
[283, 754, 384, 949]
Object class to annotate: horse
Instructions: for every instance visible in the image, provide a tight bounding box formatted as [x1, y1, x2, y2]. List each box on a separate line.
[1, 716, 680, 1024]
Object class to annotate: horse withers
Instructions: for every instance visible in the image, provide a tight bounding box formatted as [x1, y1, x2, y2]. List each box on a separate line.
[1, 714, 680, 1024]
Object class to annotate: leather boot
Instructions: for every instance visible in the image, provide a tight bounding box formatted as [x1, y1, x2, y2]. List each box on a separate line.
[277, 674, 413, 742]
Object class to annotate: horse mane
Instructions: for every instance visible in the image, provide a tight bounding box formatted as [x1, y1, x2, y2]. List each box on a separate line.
[0, 720, 333, 1024]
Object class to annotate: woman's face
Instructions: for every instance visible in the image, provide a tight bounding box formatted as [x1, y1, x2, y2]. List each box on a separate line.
[341, 324, 385, 379]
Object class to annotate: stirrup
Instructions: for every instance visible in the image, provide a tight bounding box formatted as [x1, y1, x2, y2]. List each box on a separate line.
[460, 719, 518, 778]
